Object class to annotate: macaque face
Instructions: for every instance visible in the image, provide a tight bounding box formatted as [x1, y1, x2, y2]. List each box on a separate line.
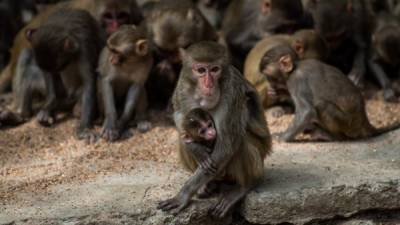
[183, 110, 217, 143]
[192, 63, 222, 97]
[102, 11, 130, 35]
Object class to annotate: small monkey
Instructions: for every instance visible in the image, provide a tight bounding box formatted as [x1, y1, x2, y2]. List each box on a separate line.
[261, 45, 399, 142]
[27, 9, 104, 140]
[244, 29, 328, 115]
[98, 24, 153, 142]
[181, 108, 217, 168]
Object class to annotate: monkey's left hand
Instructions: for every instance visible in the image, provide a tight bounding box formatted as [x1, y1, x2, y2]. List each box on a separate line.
[157, 192, 191, 214]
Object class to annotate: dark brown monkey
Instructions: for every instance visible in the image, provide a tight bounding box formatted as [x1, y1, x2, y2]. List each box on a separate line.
[158, 42, 272, 218]
[222, 0, 313, 69]
[244, 30, 328, 112]
[368, 12, 400, 102]
[308, 0, 370, 88]
[261, 45, 398, 142]
[195, 0, 231, 29]
[0, 3, 19, 71]
[27, 9, 104, 140]
[98, 24, 153, 142]
[181, 108, 217, 170]
[145, 0, 218, 108]
[0, 0, 143, 93]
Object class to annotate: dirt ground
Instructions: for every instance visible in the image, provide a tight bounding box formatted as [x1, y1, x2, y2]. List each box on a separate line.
[1, 86, 400, 204]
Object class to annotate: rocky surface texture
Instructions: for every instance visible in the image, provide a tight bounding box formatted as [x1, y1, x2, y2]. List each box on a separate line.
[1, 127, 399, 225]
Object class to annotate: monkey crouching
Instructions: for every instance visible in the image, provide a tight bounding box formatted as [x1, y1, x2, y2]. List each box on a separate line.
[97, 24, 153, 142]
[260, 45, 398, 142]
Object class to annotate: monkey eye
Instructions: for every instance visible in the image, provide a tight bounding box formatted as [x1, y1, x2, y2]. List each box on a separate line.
[210, 66, 220, 73]
[196, 67, 207, 74]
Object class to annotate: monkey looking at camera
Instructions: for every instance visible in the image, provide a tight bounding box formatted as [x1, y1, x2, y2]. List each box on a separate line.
[260, 45, 399, 142]
[158, 42, 271, 218]
[27, 9, 104, 141]
[97, 24, 153, 142]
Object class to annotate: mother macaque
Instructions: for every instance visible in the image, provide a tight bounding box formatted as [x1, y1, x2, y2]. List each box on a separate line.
[158, 42, 272, 218]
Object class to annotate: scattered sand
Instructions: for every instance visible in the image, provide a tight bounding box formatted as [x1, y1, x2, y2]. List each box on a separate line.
[1, 88, 400, 203]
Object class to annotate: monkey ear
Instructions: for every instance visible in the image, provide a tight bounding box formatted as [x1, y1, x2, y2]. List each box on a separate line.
[135, 39, 149, 56]
[25, 29, 37, 42]
[279, 54, 294, 73]
[293, 40, 305, 57]
[63, 38, 78, 53]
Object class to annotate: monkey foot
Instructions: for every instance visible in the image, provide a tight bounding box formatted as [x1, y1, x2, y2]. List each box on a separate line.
[209, 185, 249, 219]
[197, 181, 219, 199]
[137, 121, 152, 133]
[383, 88, 398, 103]
[76, 128, 98, 144]
[157, 193, 191, 214]
[36, 110, 55, 127]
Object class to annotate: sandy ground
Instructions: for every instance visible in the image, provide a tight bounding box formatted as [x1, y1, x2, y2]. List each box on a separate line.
[1, 87, 400, 204]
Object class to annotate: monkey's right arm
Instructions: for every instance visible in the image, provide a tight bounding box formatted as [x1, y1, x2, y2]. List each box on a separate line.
[281, 77, 316, 142]
[37, 71, 57, 126]
[101, 77, 119, 142]
[368, 55, 396, 102]
[119, 83, 142, 127]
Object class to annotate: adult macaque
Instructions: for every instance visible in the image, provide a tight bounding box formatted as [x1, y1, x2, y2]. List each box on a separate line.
[181, 108, 217, 170]
[368, 12, 400, 102]
[145, 0, 218, 107]
[262, 45, 398, 142]
[27, 9, 104, 140]
[308, 0, 369, 88]
[158, 42, 272, 218]
[0, 0, 143, 93]
[222, 0, 313, 69]
[98, 25, 152, 142]
[244, 30, 328, 113]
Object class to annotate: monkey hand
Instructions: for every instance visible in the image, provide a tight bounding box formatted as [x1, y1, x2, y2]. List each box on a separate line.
[101, 127, 121, 142]
[383, 88, 399, 103]
[36, 110, 55, 127]
[157, 192, 191, 214]
[76, 127, 98, 144]
[200, 157, 218, 176]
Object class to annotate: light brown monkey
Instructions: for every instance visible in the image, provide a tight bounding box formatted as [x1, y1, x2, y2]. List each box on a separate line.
[260, 45, 400, 142]
[145, 0, 218, 108]
[244, 30, 328, 114]
[0, 0, 143, 93]
[158, 41, 272, 218]
[98, 24, 153, 142]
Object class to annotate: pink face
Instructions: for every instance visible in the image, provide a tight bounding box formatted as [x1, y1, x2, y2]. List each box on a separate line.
[198, 120, 217, 141]
[102, 11, 130, 35]
[192, 63, 222, 97]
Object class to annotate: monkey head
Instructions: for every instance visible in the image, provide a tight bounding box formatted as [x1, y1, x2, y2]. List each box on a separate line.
[97, 0, 142, 35]
[291, 29, 329, 60]
[26, 27, 79, 73]
[181, 41, 229, 109]
[259, 45, 298, 87]
[182, 108, 216, 144]
[149, 7, 214, 64]
[106, 25, 149, 66]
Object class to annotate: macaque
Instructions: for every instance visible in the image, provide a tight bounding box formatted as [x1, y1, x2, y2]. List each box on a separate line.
[244, 30, 328, 114]
[98, 25, 152, 142]
[145, 0, 218, 108]
[181, 108, 216, 169]
[0, 0, 143, 93]
[195, 0, 231, 28]
[27, 9, 104, 140]
[308, 0, 369, 88]
[158, 42, 272, 218]
[368, 12, 400, 102]
[222, 0, 313, 69]
[261, 45, 397, 142]
[0, 4, 19, 71]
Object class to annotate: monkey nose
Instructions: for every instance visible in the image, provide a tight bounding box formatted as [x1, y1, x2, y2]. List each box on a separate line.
[206, 129, 216, 140]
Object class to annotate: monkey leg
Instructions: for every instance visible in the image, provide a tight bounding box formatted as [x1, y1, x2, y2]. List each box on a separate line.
[135, 90, 152, 133]
[316, 102, 352, 140]
[210, 184, 252, 218]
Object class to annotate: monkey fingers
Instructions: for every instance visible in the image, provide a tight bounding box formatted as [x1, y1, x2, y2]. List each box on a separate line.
[101, 127, 121, 142]
[200, 157, 218, 176]
[210, 186, 249, 218]
[157, 194, 191, 213]
[76, 128, 98, 144]
[36, 110, 55, 127]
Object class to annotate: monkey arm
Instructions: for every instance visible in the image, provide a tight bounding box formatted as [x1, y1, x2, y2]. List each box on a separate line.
[101, 78, 118, 128]
[42, 71, 57, 111]
[349, 48, 366, 87]
[368, 56, 396, 101]
[119, 83, 142, 127]
[77, 61, 95, 132]
[282, 80, 316, 142]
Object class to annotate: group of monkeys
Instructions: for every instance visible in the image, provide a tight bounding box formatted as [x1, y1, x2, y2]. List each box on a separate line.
[0, 0, 400, 218]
